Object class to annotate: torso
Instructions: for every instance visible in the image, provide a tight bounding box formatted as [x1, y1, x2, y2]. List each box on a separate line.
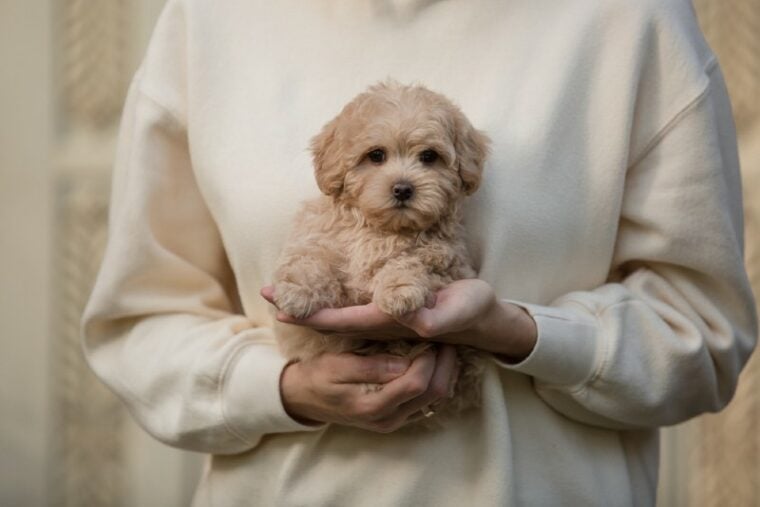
[166, 0, 712, 504]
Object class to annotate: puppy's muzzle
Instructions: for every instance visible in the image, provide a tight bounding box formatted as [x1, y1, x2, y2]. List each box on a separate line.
[392, 181, 414, 202]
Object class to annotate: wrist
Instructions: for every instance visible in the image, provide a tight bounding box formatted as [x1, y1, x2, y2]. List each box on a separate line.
[279, 361, 322, 426]
[507, 302, 538, 360]
[479, 300, 537, 361]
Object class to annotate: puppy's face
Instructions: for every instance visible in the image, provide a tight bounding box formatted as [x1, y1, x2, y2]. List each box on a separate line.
[311, 83, 490, 232]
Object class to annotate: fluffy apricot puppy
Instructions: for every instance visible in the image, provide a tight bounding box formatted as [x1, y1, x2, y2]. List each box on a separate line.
[273, 82, 490, 424]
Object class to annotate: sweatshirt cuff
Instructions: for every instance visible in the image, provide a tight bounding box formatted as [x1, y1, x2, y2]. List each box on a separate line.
[491, 300, 600, 387]
[222, 340, 325, 445]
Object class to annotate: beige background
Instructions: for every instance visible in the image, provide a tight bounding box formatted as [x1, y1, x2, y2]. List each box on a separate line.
[0, 0, 757, 505]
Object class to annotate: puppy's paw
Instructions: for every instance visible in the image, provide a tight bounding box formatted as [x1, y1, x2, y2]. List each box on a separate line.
[375, 284, 428, 318]
[273, 281, 326, 319]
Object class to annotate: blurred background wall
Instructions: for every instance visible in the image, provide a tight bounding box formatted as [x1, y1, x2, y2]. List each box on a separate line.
[659, 2, 760, 505]
[0, 0, 757, 505]
[1, 1, 202, 505]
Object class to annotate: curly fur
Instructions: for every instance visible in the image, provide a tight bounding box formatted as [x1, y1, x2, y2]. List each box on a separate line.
[273, 81, 491, 427]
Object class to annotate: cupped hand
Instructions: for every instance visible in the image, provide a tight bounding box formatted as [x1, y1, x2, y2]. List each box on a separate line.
[261, 279, 537, 361]
[280, 345, 458, 432]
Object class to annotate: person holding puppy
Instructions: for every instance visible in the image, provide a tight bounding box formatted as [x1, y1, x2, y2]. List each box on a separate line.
[82, 0, 758, 505]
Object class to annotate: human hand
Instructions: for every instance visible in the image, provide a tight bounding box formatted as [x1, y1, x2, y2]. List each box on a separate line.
[279, 346, 458, 432]
[262, 279, 537, 361]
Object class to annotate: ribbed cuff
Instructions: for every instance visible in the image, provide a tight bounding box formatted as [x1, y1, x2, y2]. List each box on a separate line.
[222, 338, 325, 446]
[491, 300, 600, 387]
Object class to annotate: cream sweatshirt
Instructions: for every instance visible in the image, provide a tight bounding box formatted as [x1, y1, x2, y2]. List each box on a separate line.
[81, 0, 758, 505]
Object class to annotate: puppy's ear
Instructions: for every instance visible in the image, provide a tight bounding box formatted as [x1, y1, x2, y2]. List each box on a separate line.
[311, 117, 346, 197]
[453, 113, 490, 195]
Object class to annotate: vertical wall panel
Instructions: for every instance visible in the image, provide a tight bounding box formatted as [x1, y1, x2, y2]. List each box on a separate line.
[0, 0, 54, 505]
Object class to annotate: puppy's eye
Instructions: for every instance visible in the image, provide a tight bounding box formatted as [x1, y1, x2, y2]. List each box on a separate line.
[367, 149, 386, 164]
[419, 149, 439, 165]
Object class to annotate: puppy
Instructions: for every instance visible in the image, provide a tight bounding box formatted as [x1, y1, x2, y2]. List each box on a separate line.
[273, 81, 490, 425]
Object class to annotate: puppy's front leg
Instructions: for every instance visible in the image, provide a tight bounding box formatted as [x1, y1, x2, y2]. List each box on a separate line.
[273, 245, 343, 319]
[372, 257, 433, 319]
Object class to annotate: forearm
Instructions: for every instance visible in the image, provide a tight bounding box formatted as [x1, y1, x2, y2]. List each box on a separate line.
[82, 310, 318, 453]
[491, 70, 758, 430]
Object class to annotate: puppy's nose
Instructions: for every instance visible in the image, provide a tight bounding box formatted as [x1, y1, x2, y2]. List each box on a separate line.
[392, 182, 414, 201]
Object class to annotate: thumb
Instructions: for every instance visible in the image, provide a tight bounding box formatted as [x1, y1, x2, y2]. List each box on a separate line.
[394, 306, 439, 338]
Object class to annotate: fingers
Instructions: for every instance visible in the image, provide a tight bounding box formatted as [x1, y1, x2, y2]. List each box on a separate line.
[260, 285, 275, 304]
[277, 303, 393, 331]
[278, 303, 417, 338]
[279, 352, 413, 427]
[343, 350, 437, 431]
[394, 345, 457, 419]
[262, 285, 418, 337]
[395, 280, 498, 340]
[262, 285, 392, 330]
[263, 283, 468, 433]
[366, 349, 437, 408]
[264, 279, 496, 343]
[394, 307, 441, 338]
[387, 287, 456, 338]
[286, 348, 458, 434]
[327, 353, 411, 384]
[357, 346, 458, 432]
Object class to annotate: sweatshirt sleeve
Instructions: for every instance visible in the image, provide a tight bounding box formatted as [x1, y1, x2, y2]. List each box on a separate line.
[493, 63, 758, 430]
[80, 4, 322, 455]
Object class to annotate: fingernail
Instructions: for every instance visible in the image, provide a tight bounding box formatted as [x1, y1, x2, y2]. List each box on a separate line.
[387, 358, 410, 374]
